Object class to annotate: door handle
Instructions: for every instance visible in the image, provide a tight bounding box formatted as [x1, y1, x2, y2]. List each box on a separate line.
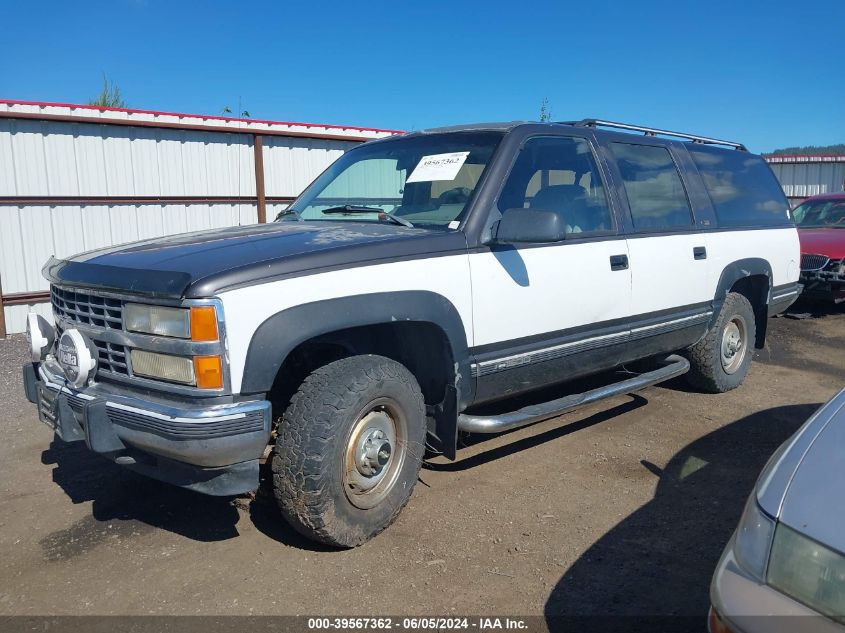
[693, 246, 707, 260]
[609, 254, 629, 271]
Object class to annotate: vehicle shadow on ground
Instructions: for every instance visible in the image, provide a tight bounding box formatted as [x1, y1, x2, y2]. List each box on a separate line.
[424, 394, 648, 472]
[543, 402, 819, 622]
[41, 439, 334, 553]
[425, 367, 657, 472]
[783, 298, 845, 318]
[40, 439, 242, 554]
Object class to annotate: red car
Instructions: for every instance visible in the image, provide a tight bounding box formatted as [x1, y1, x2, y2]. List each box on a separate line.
[794, 192, 845, 303]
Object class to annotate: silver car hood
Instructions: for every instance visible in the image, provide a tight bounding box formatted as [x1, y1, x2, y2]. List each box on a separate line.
[757, 389, 845, 552]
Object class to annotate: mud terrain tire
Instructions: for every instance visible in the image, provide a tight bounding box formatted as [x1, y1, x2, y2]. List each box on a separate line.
[271, 355, 426, 547]
[685, 292, 756, 393]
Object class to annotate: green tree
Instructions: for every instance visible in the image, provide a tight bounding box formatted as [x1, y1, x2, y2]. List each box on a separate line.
[769, 143, 845, 156]
[220, 106, 249, 119]
[89, 74, 126, 108]
[222, 102, 250, 118]
[539, 97, 552, 122]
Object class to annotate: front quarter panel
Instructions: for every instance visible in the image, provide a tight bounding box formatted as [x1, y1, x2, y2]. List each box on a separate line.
[218, 253, 475, 395]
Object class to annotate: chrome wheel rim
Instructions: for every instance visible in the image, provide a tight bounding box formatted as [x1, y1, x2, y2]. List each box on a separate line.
[720, 315, 748, 374]
[343, 397, 406, 510]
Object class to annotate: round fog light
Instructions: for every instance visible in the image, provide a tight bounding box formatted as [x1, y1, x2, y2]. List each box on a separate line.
[57, 329, 98, 388]
[26, 313, 55, 362]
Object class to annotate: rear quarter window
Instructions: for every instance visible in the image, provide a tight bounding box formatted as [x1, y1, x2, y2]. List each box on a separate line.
[687, 146, 791, 227]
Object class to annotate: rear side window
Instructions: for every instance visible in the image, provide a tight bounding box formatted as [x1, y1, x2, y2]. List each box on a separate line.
[687, 146, 791, 227]
[610, 143, 693, 230]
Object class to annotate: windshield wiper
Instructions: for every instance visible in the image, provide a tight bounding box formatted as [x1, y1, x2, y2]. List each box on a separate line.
[321, 205, 414, 228]
[275, 208, 303, 221]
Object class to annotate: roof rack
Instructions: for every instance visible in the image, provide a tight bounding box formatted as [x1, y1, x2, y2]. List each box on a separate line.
[561, 119, 747, 151]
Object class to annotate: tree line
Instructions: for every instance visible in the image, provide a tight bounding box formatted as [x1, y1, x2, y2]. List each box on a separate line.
[768, 144, 845, 156]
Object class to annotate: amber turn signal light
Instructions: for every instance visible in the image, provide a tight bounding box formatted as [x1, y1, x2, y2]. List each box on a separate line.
[708, 607, 734, 633]
[194, 355, 223, 389]
[190, 306, 218, 341]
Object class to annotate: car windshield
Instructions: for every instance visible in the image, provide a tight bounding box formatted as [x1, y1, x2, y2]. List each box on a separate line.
[279, 131, 503, 228]
[793, 199, 845, 228]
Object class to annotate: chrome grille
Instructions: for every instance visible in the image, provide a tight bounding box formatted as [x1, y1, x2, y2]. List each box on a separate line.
[51, 286, 123, 329]
[801, 254, 830, 272]
[52, 284, 130, 377]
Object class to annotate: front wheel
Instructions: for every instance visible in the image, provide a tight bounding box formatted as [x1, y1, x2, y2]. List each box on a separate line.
[271, 355, 426, 547]
[685, 292, 756, 393]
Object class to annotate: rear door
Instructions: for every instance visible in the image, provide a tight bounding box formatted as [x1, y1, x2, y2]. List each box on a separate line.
[598, 138, 712, 345]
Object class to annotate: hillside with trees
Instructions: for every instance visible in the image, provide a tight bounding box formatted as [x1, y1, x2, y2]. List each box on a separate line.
[769, 144, 845, 156]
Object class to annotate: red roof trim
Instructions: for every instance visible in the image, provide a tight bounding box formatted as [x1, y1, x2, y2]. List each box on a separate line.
[0, 98, 405, 135]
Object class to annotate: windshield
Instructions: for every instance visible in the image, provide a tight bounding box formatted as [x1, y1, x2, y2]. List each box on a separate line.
[280, 131, 503, 228]
[793, 199, 845, 228]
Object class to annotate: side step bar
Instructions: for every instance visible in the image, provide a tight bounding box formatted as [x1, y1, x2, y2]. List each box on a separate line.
[457, 354, 690, 434]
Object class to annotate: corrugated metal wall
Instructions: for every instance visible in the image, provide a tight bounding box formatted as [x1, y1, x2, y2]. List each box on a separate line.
[765, 155, 845, 207]
[0, 101, 398, 334]
[263, 136, 348, 197]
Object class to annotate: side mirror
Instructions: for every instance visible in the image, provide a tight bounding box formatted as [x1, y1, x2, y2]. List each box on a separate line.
[493, 208, 567, 244]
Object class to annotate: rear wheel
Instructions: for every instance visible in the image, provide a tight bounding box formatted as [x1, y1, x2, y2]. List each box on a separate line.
[685, 292, 756, 393]
[271, 355, 426, 547]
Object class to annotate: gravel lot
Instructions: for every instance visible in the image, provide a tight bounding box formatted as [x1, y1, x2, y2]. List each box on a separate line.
[0, 302, 843, 626]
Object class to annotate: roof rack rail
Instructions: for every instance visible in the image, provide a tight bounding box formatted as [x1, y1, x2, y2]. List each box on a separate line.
[562, 119, 747, 151]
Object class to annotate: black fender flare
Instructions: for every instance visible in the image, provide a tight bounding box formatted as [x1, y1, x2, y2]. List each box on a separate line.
[712, 257, 773, 347]
[239, 291, 473, 457]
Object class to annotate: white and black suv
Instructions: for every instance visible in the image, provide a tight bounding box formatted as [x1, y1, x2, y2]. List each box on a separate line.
[23, 119, 801, 547]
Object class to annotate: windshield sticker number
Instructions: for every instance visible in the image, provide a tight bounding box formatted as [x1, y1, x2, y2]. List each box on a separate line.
[406, 152, 470, 183]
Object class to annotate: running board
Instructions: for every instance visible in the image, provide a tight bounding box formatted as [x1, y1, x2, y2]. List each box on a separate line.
[457, 354, 690, 434]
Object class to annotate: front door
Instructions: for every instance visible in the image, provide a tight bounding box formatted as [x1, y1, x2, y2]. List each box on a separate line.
[468, 134, 633, 403]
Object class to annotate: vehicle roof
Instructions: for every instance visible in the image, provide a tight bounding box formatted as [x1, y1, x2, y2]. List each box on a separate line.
[382, 120, 748, 152]
[408, 121, 537, 134]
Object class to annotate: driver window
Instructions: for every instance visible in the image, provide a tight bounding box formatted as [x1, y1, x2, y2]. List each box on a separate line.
[498, 136, 613, 235]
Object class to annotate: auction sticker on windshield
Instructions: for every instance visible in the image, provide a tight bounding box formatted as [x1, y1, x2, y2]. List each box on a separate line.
[406, 151, 469, 183]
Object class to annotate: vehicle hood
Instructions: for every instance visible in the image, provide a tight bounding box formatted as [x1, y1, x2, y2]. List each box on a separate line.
[798, 228, 845, 259]
[44, 221, 467, 299]
[757, 389, 845, 553]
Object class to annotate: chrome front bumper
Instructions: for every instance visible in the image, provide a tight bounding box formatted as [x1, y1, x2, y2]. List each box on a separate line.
[24, 361, 272, 496]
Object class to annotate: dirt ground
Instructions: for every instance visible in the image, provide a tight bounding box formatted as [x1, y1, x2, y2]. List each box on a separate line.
[0, 302, 843, 626]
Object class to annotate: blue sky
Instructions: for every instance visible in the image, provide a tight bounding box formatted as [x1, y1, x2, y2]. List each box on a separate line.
[1, 0, 843, 153]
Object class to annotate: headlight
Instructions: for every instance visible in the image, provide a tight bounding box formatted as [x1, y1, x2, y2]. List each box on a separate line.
[130, 350, 223, 389]
[131, 350, 195, 384]
[124, 304, 219, 341]
[768, 524, 845, 622]
[125, 304, 190, 338]
[733, 493, 776, 581]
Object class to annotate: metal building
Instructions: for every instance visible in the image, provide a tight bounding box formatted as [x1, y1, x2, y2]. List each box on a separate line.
[0, 100, 401, 335]
[765, 154, 845, 208]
